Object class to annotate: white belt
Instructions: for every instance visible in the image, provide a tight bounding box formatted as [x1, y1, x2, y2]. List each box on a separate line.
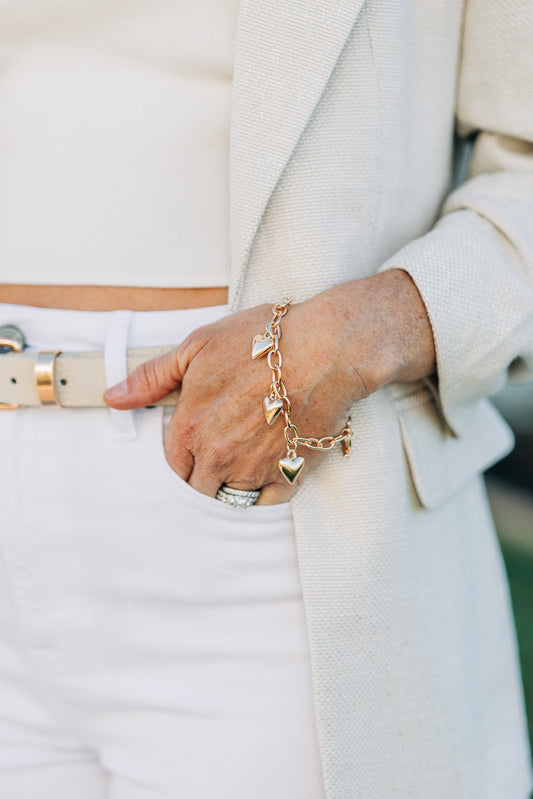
[0, 325, 179, 409]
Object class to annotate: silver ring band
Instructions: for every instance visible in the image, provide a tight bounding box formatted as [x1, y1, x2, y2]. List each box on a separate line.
[215, 485, 261, 508]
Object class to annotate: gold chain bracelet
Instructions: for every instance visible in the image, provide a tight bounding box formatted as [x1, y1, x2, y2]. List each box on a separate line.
[251, 299, 353, 484]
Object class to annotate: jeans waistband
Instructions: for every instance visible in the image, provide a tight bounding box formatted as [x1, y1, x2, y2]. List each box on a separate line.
[0, 302, 230, 351]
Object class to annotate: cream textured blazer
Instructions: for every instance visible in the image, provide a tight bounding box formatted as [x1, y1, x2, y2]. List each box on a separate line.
[227, 0, 533, 797]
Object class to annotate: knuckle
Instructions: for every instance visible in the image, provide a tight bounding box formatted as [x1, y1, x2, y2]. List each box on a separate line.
[207, 442, 230, 472]
[185, 327, 209, 347]
[181, 328, 211, 359]
[176, 413, 200, 452]
[225, 469, 265, 491]
[137, 358, 163, 395]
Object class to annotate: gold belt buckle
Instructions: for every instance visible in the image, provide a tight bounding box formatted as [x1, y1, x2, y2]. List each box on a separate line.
[0, 326, 62, 408]
[34, 350, 62, 406]
[0, 325, 25, 410]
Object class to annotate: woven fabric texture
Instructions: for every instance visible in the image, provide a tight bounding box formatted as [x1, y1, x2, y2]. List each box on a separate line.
[226, 1, 533, 797]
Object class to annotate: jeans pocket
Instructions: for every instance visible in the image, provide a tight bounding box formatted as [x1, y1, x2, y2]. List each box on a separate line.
[143, 406, 293, 523]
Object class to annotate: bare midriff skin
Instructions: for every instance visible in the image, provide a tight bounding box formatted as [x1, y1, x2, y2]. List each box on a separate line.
[0, 284, 229, 311]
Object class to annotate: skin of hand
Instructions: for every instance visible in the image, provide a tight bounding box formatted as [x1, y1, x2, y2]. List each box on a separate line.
[104, 269, 436, 504]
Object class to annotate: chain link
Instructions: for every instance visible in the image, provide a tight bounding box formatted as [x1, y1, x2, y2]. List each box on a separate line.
[260, 299, 353, 470]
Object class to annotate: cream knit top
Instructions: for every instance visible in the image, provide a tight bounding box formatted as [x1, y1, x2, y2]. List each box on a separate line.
[0, 1, 239, 287]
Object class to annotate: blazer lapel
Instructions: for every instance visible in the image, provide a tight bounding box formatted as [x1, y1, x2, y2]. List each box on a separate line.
[228, 0, 368, 309]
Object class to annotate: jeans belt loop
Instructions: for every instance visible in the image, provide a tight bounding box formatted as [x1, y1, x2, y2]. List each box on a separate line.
[104, 310, 137, 441]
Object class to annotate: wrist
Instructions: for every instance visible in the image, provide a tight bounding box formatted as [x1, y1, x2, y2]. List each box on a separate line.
[301, 270, 436, 401]
[377, 268, 436, 385]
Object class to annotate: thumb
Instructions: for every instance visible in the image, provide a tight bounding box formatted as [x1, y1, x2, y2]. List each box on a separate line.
[103, 348, 186, 409]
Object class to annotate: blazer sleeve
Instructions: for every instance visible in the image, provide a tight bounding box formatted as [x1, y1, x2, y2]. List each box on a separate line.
[377, 0, 533, 437]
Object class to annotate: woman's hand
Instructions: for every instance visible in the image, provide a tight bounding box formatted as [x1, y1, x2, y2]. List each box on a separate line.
[103, 269, 436, 504]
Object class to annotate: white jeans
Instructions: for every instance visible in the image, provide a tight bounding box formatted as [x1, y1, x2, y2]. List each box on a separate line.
[0, 303, 326, 799]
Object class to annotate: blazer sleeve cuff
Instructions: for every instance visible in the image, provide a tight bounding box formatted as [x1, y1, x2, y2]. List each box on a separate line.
[376, 182, 533, 438]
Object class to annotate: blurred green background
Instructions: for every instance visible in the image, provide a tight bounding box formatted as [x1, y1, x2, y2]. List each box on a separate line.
[487, 384, 533, 752]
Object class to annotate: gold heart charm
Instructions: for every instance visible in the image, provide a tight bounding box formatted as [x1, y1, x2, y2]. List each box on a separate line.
[278, 455, 305, 484]
[251, 334, 274, 360]
[263, 395, 283, 425]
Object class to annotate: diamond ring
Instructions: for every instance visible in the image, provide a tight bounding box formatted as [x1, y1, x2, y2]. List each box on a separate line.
[215, 485, 261, 508]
